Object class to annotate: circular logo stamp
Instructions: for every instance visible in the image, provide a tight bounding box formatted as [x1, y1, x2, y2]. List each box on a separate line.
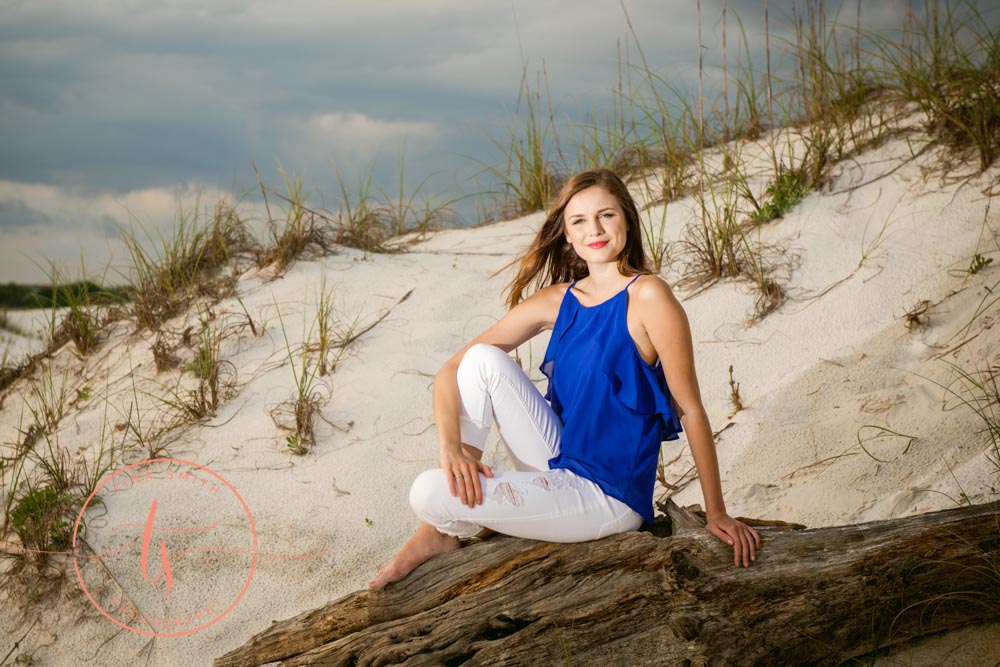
[72, 458, 257, 637]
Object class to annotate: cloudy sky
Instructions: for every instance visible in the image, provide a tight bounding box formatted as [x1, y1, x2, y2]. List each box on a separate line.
[0, 0, 928, 283]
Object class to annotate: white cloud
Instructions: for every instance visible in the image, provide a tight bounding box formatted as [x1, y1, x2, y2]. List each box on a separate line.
[0, 180, 248, 283]
[310, 113, 438, 149]
[0, 179, 224, 233]
[283, 112, 440, 174]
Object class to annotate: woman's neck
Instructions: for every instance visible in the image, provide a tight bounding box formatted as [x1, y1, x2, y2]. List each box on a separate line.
[581, 262, 627, 289]
[573, 263, 634, 304]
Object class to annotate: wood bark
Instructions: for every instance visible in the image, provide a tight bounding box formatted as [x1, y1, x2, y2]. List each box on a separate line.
[215, 500, 1000, 666]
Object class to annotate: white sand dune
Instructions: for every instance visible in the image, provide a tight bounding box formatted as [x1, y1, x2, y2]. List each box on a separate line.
[1, 308, 50, 364]
[1, 117, 999, 664]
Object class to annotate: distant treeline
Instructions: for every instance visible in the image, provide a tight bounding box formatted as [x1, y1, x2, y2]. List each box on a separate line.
[0, 282, 132, 309]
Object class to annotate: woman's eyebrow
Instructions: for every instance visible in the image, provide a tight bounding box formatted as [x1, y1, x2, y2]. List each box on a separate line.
[567, 207, 615, 219]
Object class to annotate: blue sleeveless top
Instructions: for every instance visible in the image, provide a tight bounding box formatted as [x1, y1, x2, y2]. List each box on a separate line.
[540, 275, 683, 525]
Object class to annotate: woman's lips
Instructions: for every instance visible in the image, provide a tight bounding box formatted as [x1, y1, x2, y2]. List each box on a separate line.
[587, 241, 609, 249]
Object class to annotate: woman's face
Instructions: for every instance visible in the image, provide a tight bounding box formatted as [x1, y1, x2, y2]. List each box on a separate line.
[563, 185, 628, 266]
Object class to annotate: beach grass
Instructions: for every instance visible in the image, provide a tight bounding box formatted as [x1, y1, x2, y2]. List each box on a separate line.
[312, 272, 362, 377]
[874, 0, 1000, 171]
[151, 308, 236, 422]
[746, 166, 809, 225]
[1, 369, 118, 593]
[479, 64, 563, 221]
[120, 194, 253, 332]
[943, 362, 1000, 472]
[42, 261, 127, 356]
[255, 157, 458, 262]
[17, 361, 68, 445]
[270, 299, 327, 456]
[255, 166, 338, 272]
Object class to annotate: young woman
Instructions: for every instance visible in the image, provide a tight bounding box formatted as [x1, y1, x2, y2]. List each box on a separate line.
[369, 169, 759, 590]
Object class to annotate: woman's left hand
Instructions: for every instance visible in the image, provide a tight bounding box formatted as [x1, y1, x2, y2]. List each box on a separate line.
[705, 512, 760, 567]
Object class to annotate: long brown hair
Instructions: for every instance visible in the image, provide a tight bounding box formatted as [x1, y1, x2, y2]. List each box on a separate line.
[502, 168, 650, 309]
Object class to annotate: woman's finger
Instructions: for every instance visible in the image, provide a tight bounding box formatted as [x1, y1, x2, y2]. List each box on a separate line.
[453, 468, 468, 505]
[472, 470, 483, 505]
[739, 530, 752, 567]
[707, 521, 759, 567]
[708, 523, 733, 546]
[746, 527, 758, 562]
[453, 466, 469, 507]
[711, 524, 742, 567]
[464, 470, 477, 508]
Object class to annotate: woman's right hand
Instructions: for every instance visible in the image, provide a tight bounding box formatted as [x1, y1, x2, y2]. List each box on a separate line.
[440, 446, 494, 508]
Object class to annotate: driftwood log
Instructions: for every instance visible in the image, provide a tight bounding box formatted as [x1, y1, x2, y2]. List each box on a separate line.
[216, 500, 1000, 666]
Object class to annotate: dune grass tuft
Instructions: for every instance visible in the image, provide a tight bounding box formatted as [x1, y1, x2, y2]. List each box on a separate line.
[174, 309, 236, 420]
[480, 65, 564, 220]
[1, 397, 117, 599]
[43, 263, 126, 356]
[255, 167, 338, 273]
[17, 362, 68, 444]
[270, 300, 328, 456]
[255, 159, 458, 265]
[942, 361, 1000, 473]
[876, 0, 1000, 171]
[121, 195, 254, 331]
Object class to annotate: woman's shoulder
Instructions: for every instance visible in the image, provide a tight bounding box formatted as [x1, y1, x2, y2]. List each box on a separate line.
[629, 273, 686, 327]
[529, 282, 573, 304]
[630, 273, 677, 304]
[507, 282, 573, 330]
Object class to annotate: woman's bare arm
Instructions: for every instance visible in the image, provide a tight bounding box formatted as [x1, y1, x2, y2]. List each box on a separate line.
[433, 284, 565, 508]
[633, 275, 760, 566]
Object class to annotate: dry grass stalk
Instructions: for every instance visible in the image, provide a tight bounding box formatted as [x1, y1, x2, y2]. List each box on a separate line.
[904, 299, 932, 330]
[728, 364, 744, 415]
[151, 331, 181, 372]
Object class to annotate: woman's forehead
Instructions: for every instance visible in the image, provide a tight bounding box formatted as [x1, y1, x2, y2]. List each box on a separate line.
[565, 186, 618, 214]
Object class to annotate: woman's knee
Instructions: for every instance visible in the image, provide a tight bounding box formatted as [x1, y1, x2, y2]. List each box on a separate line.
[409, 468, 449, 519]
[457, 343, 510, 383]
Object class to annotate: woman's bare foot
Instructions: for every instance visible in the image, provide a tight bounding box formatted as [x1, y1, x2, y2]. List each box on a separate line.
[368, 523, 460, 590]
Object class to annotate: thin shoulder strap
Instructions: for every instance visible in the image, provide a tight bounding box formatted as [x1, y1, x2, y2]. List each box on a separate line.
[626, 274, 642, 287]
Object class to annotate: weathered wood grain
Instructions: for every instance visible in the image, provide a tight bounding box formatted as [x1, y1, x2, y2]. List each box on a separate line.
[215, 500, 1000, 666]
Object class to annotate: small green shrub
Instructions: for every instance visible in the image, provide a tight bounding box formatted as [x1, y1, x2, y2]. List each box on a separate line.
[9, 485, 73, 558]
[748, 167, 809, 224]
[969, 253, 994, 275]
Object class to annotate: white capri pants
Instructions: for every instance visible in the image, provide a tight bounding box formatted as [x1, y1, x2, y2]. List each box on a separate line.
[409, 343, 643, 541]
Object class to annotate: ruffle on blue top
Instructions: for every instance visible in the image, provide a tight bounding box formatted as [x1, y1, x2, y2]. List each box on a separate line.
[600, 336, 684, 443]
[540, 297, 682, 444]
